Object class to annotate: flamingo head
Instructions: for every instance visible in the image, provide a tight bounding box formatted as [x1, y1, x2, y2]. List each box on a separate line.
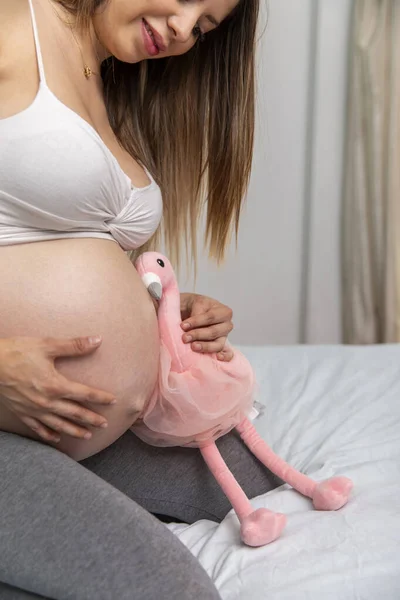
[135, 252, 176, 301]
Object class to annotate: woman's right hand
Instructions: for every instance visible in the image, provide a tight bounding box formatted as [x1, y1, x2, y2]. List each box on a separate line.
[0, 335, 117, 444]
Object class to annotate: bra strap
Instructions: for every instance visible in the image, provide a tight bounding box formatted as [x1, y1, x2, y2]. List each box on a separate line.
[28, 0, 47, 84]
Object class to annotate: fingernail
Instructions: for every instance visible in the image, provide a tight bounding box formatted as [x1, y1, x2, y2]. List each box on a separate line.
[193, 343, 202, 351]
[182, 322, 191, 330]
[217, 352, 225, 361]
[110, 398, 117, 405]
[84, 432, 92, 440]
[53, 437, 61, 444]
[100, 422, 108, 428]
[183, 335, 192, 343]
[88, 336, 102, 345]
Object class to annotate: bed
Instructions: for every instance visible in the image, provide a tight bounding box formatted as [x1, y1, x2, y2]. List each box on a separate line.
[166, 344, 400, 599]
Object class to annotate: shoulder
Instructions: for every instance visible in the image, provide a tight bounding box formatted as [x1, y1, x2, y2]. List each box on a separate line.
[0, 0, 34, 76]
[0, 0, 29, 33]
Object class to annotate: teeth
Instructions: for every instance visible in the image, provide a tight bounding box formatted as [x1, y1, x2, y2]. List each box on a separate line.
[144, 21, 157, 47]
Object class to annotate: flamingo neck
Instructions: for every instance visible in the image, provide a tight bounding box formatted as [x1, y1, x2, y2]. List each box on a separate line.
[158, 281, 192, 372]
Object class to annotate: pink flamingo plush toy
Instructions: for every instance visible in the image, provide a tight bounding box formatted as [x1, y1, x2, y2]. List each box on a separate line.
[132, 252, 353, 547]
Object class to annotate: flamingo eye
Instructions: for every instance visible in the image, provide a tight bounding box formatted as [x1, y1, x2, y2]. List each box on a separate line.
[157, 259, 165, 268]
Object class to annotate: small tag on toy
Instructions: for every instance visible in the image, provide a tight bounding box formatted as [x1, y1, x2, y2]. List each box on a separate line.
[248, 401, 265, 422]
[248, 406, 259, 421]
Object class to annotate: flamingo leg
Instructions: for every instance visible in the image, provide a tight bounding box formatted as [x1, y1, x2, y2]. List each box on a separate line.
[236, 418, 352, 510]
[200, 442, 286, 546]
[236, 418, 318, 498]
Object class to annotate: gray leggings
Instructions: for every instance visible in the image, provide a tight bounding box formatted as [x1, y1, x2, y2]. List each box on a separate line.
[0, 429, 280, 599]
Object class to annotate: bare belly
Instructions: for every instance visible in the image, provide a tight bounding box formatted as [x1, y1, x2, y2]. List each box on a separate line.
[0, 238, 159, 461]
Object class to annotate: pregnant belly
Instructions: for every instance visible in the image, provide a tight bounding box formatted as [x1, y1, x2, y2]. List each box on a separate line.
[0, 238, 160, 461]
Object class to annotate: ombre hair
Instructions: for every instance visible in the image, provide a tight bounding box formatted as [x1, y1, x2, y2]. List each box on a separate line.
[55, 0, 259, 266]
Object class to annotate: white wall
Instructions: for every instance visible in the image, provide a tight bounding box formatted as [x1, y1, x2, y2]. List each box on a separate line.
[179, 0, 353, 346]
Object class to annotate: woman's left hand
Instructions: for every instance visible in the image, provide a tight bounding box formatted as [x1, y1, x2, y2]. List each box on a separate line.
[180, 293, 234, 361]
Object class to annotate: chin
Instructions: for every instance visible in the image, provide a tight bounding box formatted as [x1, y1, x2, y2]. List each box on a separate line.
[112, 49, 140, 64]
[119, 50, 143, 64]
[103, 36, 141, 64]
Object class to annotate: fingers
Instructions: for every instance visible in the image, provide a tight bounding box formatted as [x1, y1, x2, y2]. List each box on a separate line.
[44, 338, 117, 404]
[20, 395, 109, 441]
[57, 378, 117, 405]
[183, 322, 233, 344]
[189, 337, 227, 355]
[28, 384, 112, 438]
[217, 347, 234, 362]
[21, 408, 97, 441]
[38, 413, 94, 440]
[181, 308, 233, 356]
[181, 306, 233, 332]
[24, 377, 115, 440]
[5, 335, 116, 443]
[184, 340, 234, 361]
[48, 399, 109, 430]
[44, 335, 103, 358]
[20, 415, 61, 444]
[180, 297, 234, 357]
[181, 308, 233, 348]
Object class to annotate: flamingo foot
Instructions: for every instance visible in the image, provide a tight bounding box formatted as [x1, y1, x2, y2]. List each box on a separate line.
[240, 508, 287, 547]
[312, 476, 353, 511]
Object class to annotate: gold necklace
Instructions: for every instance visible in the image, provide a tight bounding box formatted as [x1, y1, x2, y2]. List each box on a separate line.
[48, 1, 98, 79]
[68, 22, 99, 80]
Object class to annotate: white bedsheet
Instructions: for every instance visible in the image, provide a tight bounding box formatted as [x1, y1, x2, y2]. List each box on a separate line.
[166, 344, 400, 599]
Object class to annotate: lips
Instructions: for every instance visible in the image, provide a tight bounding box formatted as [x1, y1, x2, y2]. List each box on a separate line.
[142, 19, 166, 55]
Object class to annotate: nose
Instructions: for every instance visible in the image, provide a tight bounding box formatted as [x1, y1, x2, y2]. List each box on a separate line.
[168, 13, 198, 44]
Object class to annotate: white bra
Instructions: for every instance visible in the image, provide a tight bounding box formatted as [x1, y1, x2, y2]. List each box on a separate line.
[0, 0, 163, 251]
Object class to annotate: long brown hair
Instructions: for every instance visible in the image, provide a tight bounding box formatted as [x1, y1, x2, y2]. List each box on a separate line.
[56, 0, 259, 267]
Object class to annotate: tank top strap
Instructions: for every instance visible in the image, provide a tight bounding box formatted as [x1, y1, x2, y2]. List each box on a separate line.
[28, 0, 47, 85]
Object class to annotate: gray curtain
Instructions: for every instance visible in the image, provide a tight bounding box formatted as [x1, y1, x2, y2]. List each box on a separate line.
[342, 0, 400, 343]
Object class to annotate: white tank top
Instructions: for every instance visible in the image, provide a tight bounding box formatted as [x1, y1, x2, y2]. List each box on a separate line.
[0, 0, 162, 251]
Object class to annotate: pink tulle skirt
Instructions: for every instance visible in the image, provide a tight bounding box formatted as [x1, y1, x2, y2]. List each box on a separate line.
[131, 343, 256, 448]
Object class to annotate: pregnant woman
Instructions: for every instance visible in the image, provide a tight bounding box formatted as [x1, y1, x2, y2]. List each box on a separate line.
[0, 1, 279, 598]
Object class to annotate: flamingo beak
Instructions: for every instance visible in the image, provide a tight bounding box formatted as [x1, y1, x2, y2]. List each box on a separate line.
[141, 272, 163, 301]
